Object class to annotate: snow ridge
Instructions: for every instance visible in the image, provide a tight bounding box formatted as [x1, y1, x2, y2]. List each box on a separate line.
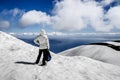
[59, 42, 120, 66]
[0, 31, 120, 80]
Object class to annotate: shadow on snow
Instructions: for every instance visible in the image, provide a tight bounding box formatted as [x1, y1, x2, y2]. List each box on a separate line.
[15, 61, 35, 65]
[90, 42, 120, 51]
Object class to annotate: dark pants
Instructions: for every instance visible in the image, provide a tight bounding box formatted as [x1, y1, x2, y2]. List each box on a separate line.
[35, 49, 51, 65]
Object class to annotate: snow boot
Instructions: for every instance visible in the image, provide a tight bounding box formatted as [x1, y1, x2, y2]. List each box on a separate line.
[40, 61, 47, 66]
[40, 63, 46, 66]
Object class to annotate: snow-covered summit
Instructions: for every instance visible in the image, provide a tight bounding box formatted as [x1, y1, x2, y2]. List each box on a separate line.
[0, 31, 120, 80]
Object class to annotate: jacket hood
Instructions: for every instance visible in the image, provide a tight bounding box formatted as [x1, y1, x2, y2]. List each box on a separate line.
[40, 29, 47, 36]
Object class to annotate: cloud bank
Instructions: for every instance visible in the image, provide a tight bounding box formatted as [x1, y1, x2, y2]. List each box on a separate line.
[18, 0, 120, 32]
[51, 0, 115, 32]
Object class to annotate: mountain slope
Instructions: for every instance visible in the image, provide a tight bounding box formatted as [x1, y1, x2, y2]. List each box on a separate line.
[0, 31, 39, 62]
[59, 42, 120, 66]
[0, 31, 120, 80]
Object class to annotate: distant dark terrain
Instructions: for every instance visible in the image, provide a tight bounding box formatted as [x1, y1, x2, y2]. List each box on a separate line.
[17, 37, 119, 53]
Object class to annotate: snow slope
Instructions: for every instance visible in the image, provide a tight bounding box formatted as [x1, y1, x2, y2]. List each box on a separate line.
[0, 31, 120, 80]
[105, 41, 120, 46]
[59, 42, 120, 66]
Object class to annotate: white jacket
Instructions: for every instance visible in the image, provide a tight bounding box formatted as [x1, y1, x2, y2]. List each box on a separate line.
[34, 29, 50, 49]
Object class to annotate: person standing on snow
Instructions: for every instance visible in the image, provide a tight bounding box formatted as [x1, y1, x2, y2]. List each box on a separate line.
[34, 29, 51, 66]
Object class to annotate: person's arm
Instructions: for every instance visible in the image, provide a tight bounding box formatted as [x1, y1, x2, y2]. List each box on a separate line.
[34, 36, 40, 45]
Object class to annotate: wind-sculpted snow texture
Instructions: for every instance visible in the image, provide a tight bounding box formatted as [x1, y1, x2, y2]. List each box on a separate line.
[0, 31, 120, 80]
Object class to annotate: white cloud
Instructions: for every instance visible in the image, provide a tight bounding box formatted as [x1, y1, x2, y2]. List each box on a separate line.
[1, 8, 24, 17]
[51, 0, 87, 31]
[0, 21, 10, 28]
[18, 0, 120, 32]
[107, 6, 120, 29]
[51, 0, 113, 32]
[20, 10, 51, 26]
[11, 8, 24, 17]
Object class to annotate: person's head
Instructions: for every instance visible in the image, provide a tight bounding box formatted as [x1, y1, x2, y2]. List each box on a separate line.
[40, 29, 47, 36]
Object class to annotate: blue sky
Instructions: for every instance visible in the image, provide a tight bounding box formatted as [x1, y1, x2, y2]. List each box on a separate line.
[0, 0, 55, 33]
[0, 0, 120, 33]
[0, 0, 54, 13]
